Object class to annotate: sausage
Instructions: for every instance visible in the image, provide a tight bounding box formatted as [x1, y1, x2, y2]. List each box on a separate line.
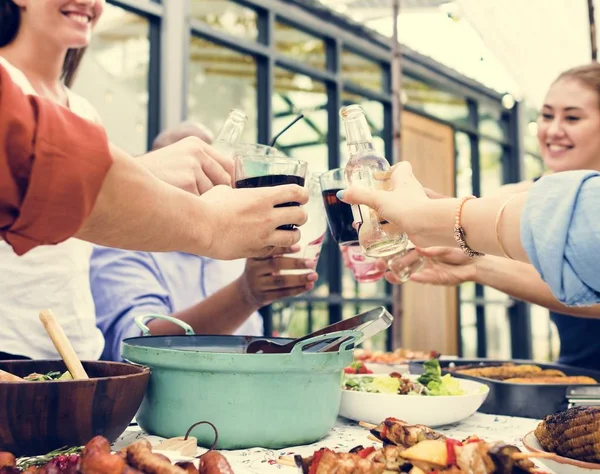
[0, 370, 23, 382]
[126, 441, 186, 474]
[198, 452, 234, 474]
[0, 453, 15, 468]
[175, 461, 199, 474]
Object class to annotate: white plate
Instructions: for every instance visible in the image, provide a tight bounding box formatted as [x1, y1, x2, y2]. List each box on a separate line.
[338, 374, 489, 427]
[522, 430, 600, 474]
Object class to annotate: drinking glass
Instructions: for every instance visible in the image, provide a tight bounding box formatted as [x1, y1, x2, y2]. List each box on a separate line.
[320, 168, 424, 283]
[234, 151, 308, 230]
[280, 172, 327, 275]
[320, 168, 385, 283]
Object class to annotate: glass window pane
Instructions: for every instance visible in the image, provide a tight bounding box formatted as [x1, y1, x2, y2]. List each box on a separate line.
[460, 303, 477, 358]
[74, 4, 149, 155]
[479, 140, 504, 196]
[455, 131, 472, 197]
[191, 0, 257, 41]
[478, 103, 507, 141]
[403, 76, 469, 128]
[275, 21, 326, 69]
[531, 305, 560, 362]
[188, 36, 257, 143]
[484, 286, 511, 359]
[273, 68, 328, 170]
[524, 153, 545, 181]
[341, 49, 383, 93]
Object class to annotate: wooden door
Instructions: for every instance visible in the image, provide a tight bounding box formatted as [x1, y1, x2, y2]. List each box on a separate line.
[395, 111, 458, 355]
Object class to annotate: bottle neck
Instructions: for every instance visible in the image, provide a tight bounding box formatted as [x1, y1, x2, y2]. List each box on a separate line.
[215, 112, 247, 144]
[343, 113, 375, 156]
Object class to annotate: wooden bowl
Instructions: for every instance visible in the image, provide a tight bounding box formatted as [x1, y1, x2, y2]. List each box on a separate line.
[0, 360, 150, 456]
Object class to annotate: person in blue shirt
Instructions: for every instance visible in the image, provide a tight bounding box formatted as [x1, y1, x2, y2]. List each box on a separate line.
[369, 64, 600, 369]
[91, 244, 316, 361]
[91, 122, 317, 361]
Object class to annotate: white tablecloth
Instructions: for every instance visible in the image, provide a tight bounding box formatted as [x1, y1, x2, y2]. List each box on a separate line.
[112, 413, 541, 473]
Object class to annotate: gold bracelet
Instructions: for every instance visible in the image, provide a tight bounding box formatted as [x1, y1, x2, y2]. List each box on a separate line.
[494, 194, 519, 260]
[454, 195, 484, 258]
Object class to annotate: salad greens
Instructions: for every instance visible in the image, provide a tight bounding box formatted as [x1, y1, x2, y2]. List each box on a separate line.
[417, 359, 464, 396]
[343, 358, 465, 397]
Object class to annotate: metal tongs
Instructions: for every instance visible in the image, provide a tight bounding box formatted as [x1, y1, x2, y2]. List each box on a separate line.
[245, 306, 393, 354]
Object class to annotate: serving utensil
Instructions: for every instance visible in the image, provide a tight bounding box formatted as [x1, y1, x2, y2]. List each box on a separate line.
[39, 309, 89, 380]
[245, 306, 393, 354]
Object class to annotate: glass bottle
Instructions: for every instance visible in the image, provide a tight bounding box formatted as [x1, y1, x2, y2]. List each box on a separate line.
[340, 104, 407, 258]
[212, 109, 248, 157]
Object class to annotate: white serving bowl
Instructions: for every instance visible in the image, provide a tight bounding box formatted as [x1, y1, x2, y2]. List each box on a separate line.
[522, 430, 600, 474]
[338, 374, 489, 427]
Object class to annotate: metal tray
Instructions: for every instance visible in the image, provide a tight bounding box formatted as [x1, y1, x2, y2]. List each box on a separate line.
[409, 358, 600, 419]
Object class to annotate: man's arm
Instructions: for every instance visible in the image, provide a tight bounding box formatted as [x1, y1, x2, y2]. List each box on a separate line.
[146, 280, 259, 336]
[0, 64, 308, 259]
[90, 247, 175, 361]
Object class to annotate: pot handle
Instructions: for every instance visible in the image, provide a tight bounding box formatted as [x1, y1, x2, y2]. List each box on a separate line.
[134, 314, 196, 336]
[290, 330, 362, 357]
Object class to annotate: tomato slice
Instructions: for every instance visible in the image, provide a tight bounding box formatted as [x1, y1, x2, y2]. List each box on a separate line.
[357, 447, 376, 458]
[445, 438, 462, 466]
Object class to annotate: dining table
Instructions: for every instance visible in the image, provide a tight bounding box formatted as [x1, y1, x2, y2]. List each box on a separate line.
[112, 413, 544, 473]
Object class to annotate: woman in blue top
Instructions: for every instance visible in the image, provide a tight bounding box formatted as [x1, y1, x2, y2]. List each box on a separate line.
[339, 64, 600, 369]
[368, 64, 600, 369]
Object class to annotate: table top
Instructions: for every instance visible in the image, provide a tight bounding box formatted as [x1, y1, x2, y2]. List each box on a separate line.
[112, 413, 541, 473]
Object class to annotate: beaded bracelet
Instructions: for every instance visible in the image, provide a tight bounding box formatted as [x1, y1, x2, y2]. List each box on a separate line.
[454, 195, 484, 258]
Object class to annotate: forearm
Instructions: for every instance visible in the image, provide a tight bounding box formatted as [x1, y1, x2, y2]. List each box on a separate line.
[410, 194, 529, 262]
[474, 256, 600, 318]
[77, 143, 212, 254]
[147, 279, 260, 335]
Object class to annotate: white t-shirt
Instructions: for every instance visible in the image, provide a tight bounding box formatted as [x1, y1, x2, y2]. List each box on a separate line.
[0, 56, 104, 360]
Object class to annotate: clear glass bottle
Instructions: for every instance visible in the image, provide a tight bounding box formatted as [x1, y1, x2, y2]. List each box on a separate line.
[340, 104, 407, 258]
[212, 109, 248, 157]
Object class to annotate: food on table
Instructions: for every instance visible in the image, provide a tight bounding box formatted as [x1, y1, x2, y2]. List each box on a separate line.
[0, 436, 234, 474]
[0, 369, 74, 383]
[505, 376, 597, 384]
[354, 348, 439, 364]
[451, 363, 598, 384]
[344, 361, 373, 375]
[293, 417, 546, 473]
[370, 417, 446, 447]
[23, 371, 73, 382]
[534, 406, 600, 463]
[344, 359, 465, 396]
[0, 370, 23, 382]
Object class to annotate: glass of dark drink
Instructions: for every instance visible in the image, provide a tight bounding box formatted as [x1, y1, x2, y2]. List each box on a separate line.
[319, 168, 384, 283]
[234, 151, 308, 230]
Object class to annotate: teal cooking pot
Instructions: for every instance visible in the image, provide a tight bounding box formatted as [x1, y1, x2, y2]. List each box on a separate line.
[121, 314, 361, 450]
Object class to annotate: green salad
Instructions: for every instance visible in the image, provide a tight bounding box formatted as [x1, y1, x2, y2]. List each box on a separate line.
[343, 358, 465, 396]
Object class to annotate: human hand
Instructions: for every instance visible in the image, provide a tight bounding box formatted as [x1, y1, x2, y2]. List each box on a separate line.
[138, 136, 233, 195]
[200, 184, 309, 259]
[338, 162, 429, 237]
[238, 246, 318, 308]
[383, 246, 476, 286]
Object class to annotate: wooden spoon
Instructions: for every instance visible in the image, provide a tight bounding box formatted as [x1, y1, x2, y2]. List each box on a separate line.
[39, 309, 89, 380]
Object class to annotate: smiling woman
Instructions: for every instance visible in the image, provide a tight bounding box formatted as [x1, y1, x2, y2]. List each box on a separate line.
[0, 0, 109, 361]
[0, 0, 105, 90]
[538, 64, 600, 172]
